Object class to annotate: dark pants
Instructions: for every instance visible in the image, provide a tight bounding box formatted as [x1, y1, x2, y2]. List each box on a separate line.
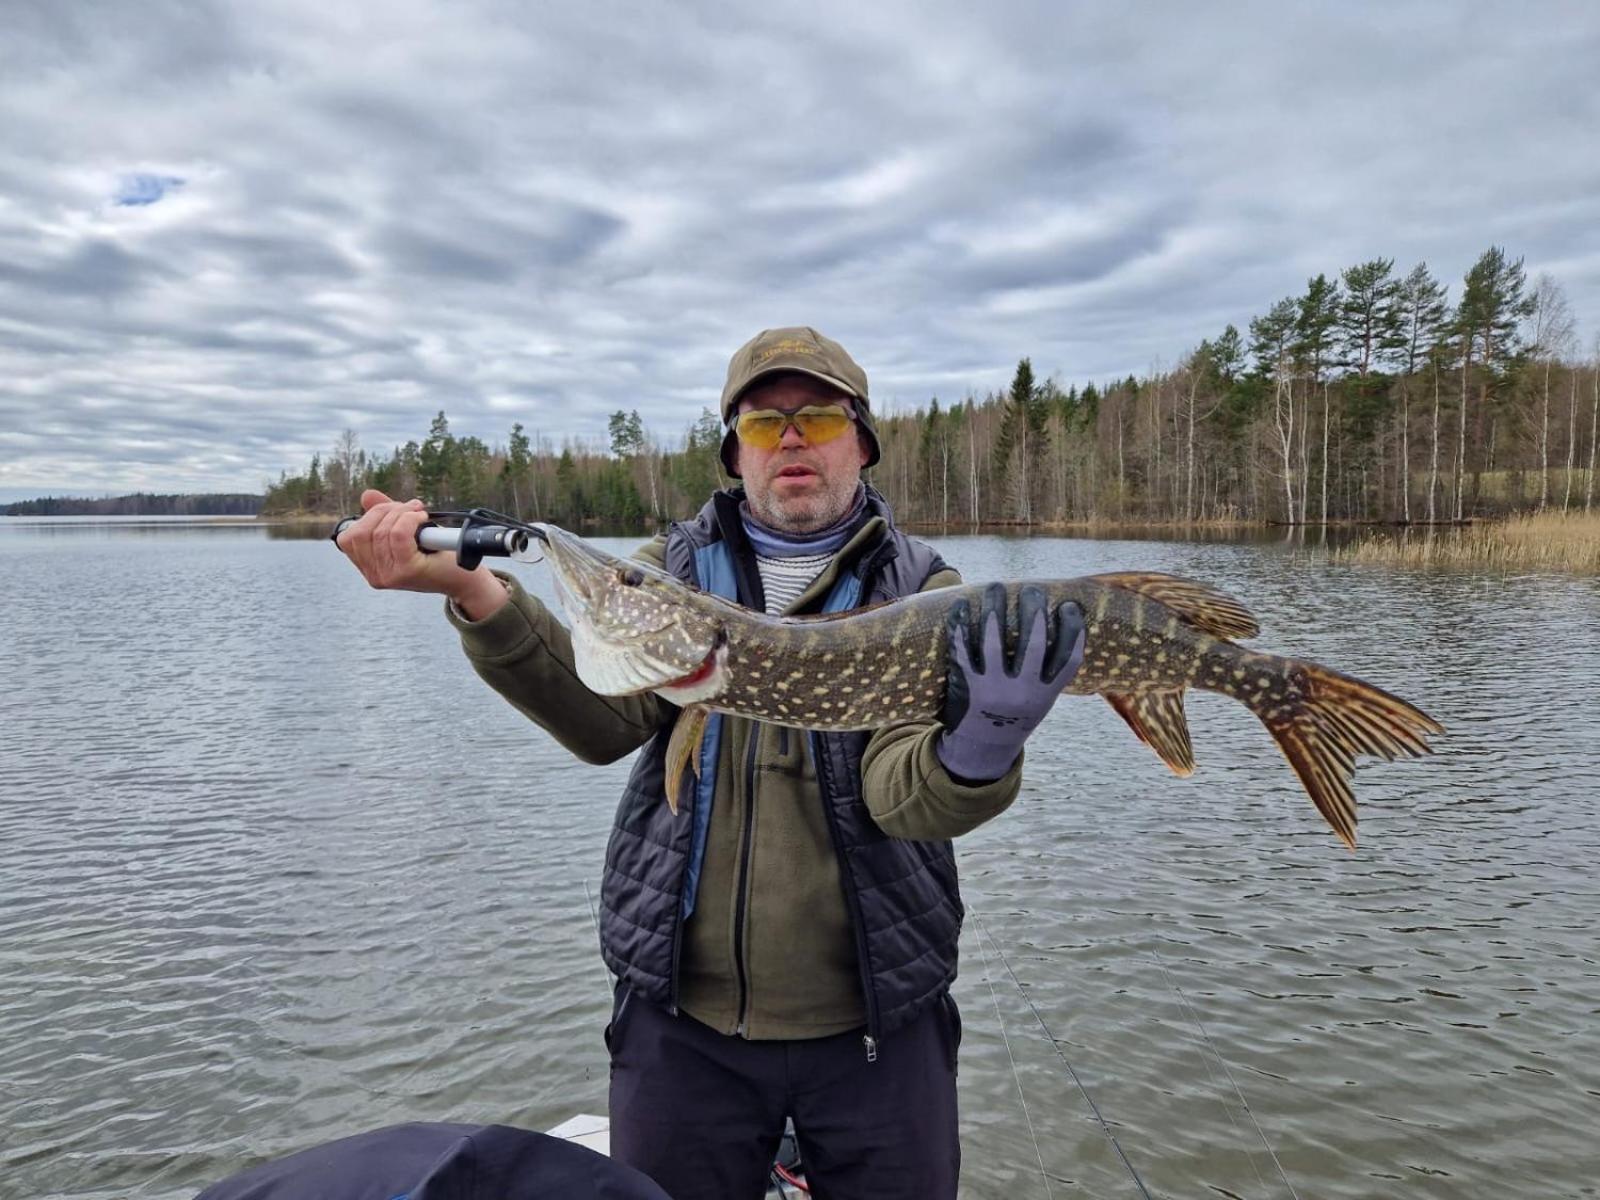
[606, 988, 961, 1200]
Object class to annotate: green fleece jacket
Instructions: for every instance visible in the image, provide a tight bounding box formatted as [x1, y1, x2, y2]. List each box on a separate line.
[446, 518, 1021, 1038]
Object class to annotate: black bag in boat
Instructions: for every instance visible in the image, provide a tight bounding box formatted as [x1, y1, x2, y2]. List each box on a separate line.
[193, 1121, 671, 1200]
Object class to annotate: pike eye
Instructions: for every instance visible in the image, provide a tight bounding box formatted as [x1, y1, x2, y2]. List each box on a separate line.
[618, 566, 644, 588]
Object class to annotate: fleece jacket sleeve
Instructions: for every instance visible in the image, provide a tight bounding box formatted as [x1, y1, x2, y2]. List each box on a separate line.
[443, 536, 672, 765]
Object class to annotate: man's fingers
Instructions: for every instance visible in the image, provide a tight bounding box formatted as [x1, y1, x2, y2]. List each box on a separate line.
[336, 503, 384, 561]
[942, 598, 975, 728]
[1043, 602, 1087, 683]
[945, 598, 975, 673]
[338, 494, 464, 596]
[1014, 586, 1050, 678]
[370, 503, 427, 584]
[976, 583, 1006, 676]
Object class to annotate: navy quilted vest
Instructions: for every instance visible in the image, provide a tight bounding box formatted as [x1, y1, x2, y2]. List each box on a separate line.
[595, 488, 962, 1041]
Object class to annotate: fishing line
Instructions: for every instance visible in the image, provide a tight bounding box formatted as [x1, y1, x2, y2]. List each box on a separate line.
[972, 907, 1155, 1200]
[1147, 945, 1300, 1200]
[970, 904, 1054, 1200]
[1146, 949, 1272, 1199]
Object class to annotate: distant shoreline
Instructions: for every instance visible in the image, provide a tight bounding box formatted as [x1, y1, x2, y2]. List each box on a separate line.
[9, 506, 1592, 573]
[0, 493, 263, 518]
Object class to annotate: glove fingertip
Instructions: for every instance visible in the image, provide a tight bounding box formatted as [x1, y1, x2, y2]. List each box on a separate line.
[1043, 601, 1088, 681]
[945, 599, 973, 667]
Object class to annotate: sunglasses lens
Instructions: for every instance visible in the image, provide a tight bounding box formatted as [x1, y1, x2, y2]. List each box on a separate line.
[795, 407, 851, 443]
[735, 411, 786, 449]
[735, 405, 852, 448]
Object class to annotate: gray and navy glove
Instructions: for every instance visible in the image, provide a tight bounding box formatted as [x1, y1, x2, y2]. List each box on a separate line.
[936, 584, 1087, 783]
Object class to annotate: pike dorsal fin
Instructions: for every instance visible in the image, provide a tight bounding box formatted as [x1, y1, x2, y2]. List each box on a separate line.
[1105, 690, 1196, 777]
[1090, 572, 1260, 640]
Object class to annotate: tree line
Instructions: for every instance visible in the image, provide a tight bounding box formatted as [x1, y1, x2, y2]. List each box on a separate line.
[263, 246, 1598, 527]
[2, 493, 263, 517]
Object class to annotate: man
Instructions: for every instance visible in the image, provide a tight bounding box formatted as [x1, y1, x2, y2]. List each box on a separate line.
[338, 327, 1084, 1199]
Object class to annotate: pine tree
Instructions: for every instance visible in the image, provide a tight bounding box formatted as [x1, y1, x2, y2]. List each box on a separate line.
[1295, 274, 1342, 522]
[1339, 259, 1401, 377]
[992, 358, 1049, 522]
[1209, 325, 1244, 383]
[1456, 247, 1533, 515]
[503, 422, 533, 517]
[418, 411, 454, 506]
[919, 398, 952, 525]
[1390, 264, 1451, 522]
[609, 410, 645, 459]
[554, 447, 581, 523]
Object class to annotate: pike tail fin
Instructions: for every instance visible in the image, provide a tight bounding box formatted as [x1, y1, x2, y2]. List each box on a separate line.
[1251, 661, 1443, 850]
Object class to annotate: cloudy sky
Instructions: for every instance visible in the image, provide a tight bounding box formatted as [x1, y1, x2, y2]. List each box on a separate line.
[3, 1, 1598, 499]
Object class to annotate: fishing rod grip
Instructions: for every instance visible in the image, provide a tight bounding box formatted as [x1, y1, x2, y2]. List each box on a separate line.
[330, 516, 528, 571]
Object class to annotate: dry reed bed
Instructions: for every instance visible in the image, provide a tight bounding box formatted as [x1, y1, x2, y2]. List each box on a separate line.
[1334, 511, 1600, 573]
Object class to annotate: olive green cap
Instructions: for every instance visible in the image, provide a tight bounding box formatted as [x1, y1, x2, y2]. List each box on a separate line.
[718, 326, 881, 477]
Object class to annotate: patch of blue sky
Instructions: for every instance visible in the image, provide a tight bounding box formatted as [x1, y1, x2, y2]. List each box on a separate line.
[113, 174, 185, 206]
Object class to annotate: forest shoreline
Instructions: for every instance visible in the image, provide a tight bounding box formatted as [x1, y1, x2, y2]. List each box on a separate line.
[269, 507, 1598, 573]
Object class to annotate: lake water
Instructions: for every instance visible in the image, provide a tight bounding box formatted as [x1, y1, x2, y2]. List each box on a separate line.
[2, 518, 1598, 1199]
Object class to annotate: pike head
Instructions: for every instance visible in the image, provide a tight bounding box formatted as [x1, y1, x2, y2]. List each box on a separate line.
[531, 523, 730, 702]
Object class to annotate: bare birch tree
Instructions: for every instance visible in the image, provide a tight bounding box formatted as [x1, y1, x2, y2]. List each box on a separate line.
[1589, 339, 1599, 512]
[1525, 275, 1575, 507]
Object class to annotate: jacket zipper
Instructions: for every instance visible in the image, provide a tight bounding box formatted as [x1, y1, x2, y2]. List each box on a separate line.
[810, 728, 882, 1061]
[732, 721, 760, 1035]
[819, 562, 890, 1061]
[668, 714, 693, 1016]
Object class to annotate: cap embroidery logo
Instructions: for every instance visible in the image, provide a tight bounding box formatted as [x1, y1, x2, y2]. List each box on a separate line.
[754, 338, 820, 367]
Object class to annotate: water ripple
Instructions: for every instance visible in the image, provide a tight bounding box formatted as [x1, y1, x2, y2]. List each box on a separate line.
[2, 524, 1597, 1197]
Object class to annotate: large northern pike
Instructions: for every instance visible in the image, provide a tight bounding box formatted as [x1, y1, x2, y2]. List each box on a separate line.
[525, 523, 1441, 849]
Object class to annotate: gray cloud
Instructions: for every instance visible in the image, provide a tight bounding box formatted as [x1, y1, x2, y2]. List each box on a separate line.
[2, 0, 1599, 496]
[0, 238, 169, 300]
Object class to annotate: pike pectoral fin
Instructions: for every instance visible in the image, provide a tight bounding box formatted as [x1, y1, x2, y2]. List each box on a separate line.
[1105, 690, 1196, 777]
[663, 703, 710, 815]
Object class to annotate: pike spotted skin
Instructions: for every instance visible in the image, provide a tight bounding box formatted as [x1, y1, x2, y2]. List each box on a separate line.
[715, 580, 1247, 727]
[530, 522, 1443, 848]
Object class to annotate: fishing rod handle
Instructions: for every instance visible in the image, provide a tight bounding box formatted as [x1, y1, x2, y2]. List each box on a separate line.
[331, 516, 527, 570]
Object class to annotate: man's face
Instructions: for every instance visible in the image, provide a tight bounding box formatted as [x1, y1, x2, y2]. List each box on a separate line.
[735, 373, 869, 533]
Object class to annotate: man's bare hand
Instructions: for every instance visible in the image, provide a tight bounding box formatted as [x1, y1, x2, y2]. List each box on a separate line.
[334, 489, 509, 619]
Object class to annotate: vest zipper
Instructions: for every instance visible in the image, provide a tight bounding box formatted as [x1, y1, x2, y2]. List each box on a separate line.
[669, 720, 693, 1017]
[732, 722, 760, 1036]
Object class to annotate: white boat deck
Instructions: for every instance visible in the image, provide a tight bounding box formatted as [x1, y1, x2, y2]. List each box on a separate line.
[546, 1112, 612, 1157]
[548, 1114, 803, 1196]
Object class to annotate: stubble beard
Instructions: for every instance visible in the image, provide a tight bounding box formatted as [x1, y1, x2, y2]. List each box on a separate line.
[746, 469, 859, 534]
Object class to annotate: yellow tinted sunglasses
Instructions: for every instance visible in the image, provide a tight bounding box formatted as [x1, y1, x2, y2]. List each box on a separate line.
[734, 404, 855, 450]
